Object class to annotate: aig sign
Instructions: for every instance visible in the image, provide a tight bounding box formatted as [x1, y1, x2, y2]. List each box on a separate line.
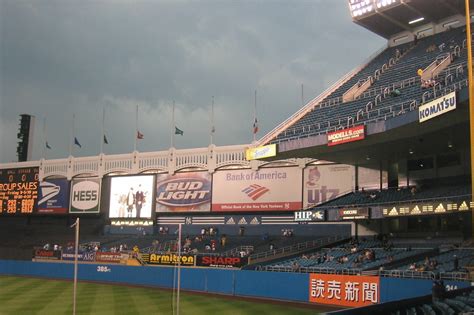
[70, 178, 101, 213]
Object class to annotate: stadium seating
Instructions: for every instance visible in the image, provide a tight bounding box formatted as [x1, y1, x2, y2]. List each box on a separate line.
[271, 26, 469, 144]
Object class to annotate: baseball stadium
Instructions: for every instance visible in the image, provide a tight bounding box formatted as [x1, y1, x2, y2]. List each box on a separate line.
[3, 0, 474, 314]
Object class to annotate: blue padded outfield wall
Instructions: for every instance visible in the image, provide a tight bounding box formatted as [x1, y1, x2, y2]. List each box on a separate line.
[0, 260, 470, 305]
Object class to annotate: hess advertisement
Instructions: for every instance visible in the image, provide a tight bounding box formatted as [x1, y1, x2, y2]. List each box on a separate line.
[109, 175, 154, 218]
[70, 178, 101, 213]
[0, 167, 39, 214]
[303, 164, 354, 209]
[212, 167, 302, 212]
[37, 178, 70, 214]
[156, 172, 211, 212]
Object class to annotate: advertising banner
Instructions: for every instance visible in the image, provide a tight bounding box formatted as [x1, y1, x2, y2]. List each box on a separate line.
[309, 274, 379, 307]
[61, 251, 96, 261]
[382, 200, 473, 217]
[33, 249, 61, 260]
[294, 210, 325, 222]
[211, 167, 302, 212]
[336, 208, 370, 220]
[303, 164, 354, 209]
[0, 167, 39, 214]
[327, 125, 365, 146]
[143, 253, 196, 266]
[196, 255, 248, 268]
[156, 172, 211, 213]
[246, 144, 277, 160]
[37, 178, 70, 214]
[70, 178, 101, 213]
[109, 175, 155, 218]
[419, 91, 456, 123]
[95, 252, 122, 263]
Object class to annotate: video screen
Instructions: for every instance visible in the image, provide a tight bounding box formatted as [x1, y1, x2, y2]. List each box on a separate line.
[109, 175, 154, 218]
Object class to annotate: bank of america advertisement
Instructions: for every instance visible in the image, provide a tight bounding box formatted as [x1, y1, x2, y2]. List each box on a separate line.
[109, 175, 154, 218]
[212, 167, 302, 212]
[303, 164, 355, 209]
[69, 178, 101, 213]
[156, 172, 211, 212]
[37, 179, 70, 214]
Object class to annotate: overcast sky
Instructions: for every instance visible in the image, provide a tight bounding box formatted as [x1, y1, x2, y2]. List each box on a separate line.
[0, 0, 385, 163]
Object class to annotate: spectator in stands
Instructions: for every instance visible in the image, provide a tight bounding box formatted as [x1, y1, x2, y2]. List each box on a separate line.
[220, 235, 227, 247]
[292, 261, 301, 272]
[454, 255, 459, 271]
[438, 42, 446, 52]
[409, 263, 417, 270]
[269, 243, 275, 251]
[390, 89, 401, 97]
[239, 226, 245, 236]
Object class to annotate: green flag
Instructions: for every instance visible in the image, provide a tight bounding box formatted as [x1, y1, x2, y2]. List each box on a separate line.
[175, 126, 184, 136]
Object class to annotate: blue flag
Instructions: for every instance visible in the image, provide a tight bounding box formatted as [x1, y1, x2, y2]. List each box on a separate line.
[74, 137, 82, 148]
[103, 135, 109, 144]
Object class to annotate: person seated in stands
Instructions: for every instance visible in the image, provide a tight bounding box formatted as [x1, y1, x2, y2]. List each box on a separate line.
[351, 245, 358, 253]
[269, 243, 275, 251]
[292, 261, 301, 272]
[301, 254, 309, 260]
[209, 227, 214, 236]
[204, 243, 211, 251]
[220, 235, 227, 247]
[387, 255, 394, 263]
[390, 89, 401, 97]
[409, 263, 417, 271]
[438, 42, 446, 52]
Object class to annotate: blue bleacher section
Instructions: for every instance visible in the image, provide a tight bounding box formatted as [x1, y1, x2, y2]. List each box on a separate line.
[272, 26, 469, 144]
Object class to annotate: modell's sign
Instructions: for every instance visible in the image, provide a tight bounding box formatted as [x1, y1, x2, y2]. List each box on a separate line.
[327, 125, 365, 146]
[70, 178, 101, 213]
[419, 91, 456, 123]
[156, 172, 211, 212]
[294, 210, 325, 222]
[196, 256, 248, 268]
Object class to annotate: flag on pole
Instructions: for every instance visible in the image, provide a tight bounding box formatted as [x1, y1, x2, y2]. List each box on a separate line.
[175, 127, 184, 136]
[253, 117, 259, 134]
[103, 135, 109, 144]
[137, 130, 144, 139]
[74, 137, 82, 148]
[45, 141, 52, 149]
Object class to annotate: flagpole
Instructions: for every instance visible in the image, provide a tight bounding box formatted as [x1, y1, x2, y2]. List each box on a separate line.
[210, 96, 215, 146]
[253, 90, 257, 142]
[134, 105, 138, 152]
[72, 217, 80, 315]
[69, 114, 74, 157]
[176, 223, 182, 315]
[171, 101, 175, 148]
[301, 83, 304, 106]
[100, 106, 105, 155]
[42, 117, 46, 160]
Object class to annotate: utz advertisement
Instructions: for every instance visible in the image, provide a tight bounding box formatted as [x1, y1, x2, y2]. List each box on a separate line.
[156, 172, 211, 212]
[309, 274, 379, 307]
[196, 256, 248, 268]
[70, 178, 101, 213]
[37, 178, 70, 214]
[212, 167, 302, 212]
[109, 175, 154, 218]
[303, 164, 354, 208]
[0, 167, 39, 214]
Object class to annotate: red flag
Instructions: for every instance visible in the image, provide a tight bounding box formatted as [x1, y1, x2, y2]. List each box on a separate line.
[137, 130, 144, 139]
[253, 118, 259, 134]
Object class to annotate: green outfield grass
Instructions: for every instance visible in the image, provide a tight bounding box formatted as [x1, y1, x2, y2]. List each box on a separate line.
[0, 276, 329, 315]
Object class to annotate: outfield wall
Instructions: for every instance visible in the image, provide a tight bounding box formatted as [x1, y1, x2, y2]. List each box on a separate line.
[0, 260, 470, 306]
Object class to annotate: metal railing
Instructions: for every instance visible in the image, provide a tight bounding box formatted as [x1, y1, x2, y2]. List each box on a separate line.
[379, 269, 470, 281]
[248, 235, 346, 261]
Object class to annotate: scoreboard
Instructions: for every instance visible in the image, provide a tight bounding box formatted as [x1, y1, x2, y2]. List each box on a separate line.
[0, 167, 39, 214]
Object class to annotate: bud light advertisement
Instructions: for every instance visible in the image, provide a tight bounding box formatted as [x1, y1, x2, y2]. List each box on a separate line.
[37, 178, 70, 214]
[109, 175, 154, 218]
[155, 172, 211, 212]
[69, 178, 101, 213]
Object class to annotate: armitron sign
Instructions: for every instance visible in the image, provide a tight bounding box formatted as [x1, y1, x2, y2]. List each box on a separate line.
[309, 274, 379, 307]
[327, 125, 365, 146]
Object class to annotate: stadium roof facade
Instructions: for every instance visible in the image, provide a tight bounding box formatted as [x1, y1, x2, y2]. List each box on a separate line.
[349, 0, 470, 39]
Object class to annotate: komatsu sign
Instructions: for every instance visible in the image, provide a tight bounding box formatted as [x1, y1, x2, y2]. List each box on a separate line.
[418, 91, 456, 123]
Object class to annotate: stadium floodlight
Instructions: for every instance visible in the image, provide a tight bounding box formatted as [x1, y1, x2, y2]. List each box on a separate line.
[348, 0, 374, 18]
[376, 0, 399, 9]
[409, 17, 425, 25]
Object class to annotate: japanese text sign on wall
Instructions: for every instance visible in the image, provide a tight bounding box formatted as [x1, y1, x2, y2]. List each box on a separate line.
[309, 274, 379, 307]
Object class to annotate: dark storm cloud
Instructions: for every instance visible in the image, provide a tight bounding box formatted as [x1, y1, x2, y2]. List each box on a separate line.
[0, 0, 384, 162]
